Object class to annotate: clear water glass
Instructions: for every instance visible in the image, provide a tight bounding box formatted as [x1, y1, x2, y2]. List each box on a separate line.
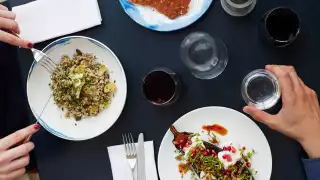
[241, 69, 281, 110]
[180, 32, 228, 79]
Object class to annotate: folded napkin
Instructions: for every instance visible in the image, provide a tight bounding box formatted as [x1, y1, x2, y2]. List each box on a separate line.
[12, 0, 102, 44]
[107, 141, 158, 180]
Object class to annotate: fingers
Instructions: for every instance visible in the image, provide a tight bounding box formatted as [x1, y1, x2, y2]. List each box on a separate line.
[267, 65, 308, 98]
[0, 17, 20, 33]
[0, 155, 29, 173]
[243, 106, 275, 127]
[282, 66, 303, 90]
[0, 10, 16, 20]
[0, 168, 25, 180]
[0, 125, 39, 151]
[0, 5, 9, 11]
[0, 30, 32, 48]
[0, 142, 34, 164]
[266, 65, 294, 103]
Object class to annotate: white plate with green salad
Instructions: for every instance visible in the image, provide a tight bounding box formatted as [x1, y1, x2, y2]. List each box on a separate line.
[157, 106, 272, 180]
[27, 36, 127, 141]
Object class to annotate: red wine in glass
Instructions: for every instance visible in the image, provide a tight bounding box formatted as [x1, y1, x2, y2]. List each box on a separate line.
[260, 7, 300, 47]
[142, 69, 180, 106]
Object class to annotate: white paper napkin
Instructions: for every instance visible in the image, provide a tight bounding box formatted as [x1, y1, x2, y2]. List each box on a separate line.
[107, 141, 158, 180]
[12, 0, 102, 44]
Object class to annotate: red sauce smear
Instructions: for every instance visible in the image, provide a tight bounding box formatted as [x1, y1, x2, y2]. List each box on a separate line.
[129, 0, 191, 19]
[202, 124, 228, 136]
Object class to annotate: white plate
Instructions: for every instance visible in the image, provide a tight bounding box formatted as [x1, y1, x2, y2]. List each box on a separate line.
[26, 36, 127, 141]
[158, 106, 272, 180]
[119, 0, 213, 31]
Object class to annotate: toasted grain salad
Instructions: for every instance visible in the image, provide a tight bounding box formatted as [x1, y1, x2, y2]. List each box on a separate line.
[50, 49, 117, 120]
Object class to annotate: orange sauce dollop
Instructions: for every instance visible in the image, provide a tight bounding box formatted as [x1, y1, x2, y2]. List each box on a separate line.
[178, 163, 188, 175]
[202, 124, 228, 136]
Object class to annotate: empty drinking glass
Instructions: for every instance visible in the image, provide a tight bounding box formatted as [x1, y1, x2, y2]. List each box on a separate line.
[180, 32, 228, 80]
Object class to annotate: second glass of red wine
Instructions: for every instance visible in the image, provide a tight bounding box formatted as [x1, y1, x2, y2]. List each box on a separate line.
[260, 7, 301, 47]
[142, 68, 181, 106]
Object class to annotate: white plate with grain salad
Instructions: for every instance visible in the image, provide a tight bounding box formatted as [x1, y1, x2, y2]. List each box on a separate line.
[157, 106, 272, 180]
[27, 36, 127, 141]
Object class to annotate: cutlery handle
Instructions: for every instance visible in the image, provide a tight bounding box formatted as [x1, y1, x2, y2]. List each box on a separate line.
[130, 169, 136, 180]
[169, 126, 179, 136]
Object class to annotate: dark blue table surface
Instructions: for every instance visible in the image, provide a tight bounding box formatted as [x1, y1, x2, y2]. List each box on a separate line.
[9, 0, 320, 179]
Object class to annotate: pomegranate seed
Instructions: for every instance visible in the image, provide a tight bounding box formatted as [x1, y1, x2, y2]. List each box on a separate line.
[227, 146, 231, 151]
[207, 149, 210, 153]
[226, 155, 232, 162]
[246, 162, 251, 167]
[203, 151, 208, 156]
[231, 147, 236, 153]
[173, 141, 179, 145]
[222, 154, 227, 159]
[223, 147, 227, 151]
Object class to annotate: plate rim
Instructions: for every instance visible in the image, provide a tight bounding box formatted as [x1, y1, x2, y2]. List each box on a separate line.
[26, 36, 128, 141]
[157, 106, 272, 179]
[119, 0, 214, 32]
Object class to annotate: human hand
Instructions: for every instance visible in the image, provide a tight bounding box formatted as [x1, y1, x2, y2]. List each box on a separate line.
[0, 124, 40, 180]
[243, 65, 320, 158]
[0, 4, 33, 48]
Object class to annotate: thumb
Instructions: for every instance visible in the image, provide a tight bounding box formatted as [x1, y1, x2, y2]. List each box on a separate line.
[243, 106, 274, 126]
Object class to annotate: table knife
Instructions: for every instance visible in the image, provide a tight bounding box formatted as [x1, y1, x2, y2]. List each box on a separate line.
[138, 133, 146, 180]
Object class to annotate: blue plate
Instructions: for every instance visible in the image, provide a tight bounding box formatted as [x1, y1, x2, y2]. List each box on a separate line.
[119, 0, 214, 31]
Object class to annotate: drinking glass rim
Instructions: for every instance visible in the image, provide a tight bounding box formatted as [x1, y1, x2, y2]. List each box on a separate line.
[225, 0, 253, 9]
[263, 7, 301, 43]
[180, 32, 228, 72]
[241, 69, 281, 110]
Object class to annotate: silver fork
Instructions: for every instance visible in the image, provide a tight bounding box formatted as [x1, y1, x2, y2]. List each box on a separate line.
[31, 48, 56, 73]
[9, 31, 56, 73]
[122, 133, 137, 180]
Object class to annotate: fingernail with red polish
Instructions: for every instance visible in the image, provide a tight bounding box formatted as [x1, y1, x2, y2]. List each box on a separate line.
[34, 124, 40, 130]
[28, 42, 34, 49]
